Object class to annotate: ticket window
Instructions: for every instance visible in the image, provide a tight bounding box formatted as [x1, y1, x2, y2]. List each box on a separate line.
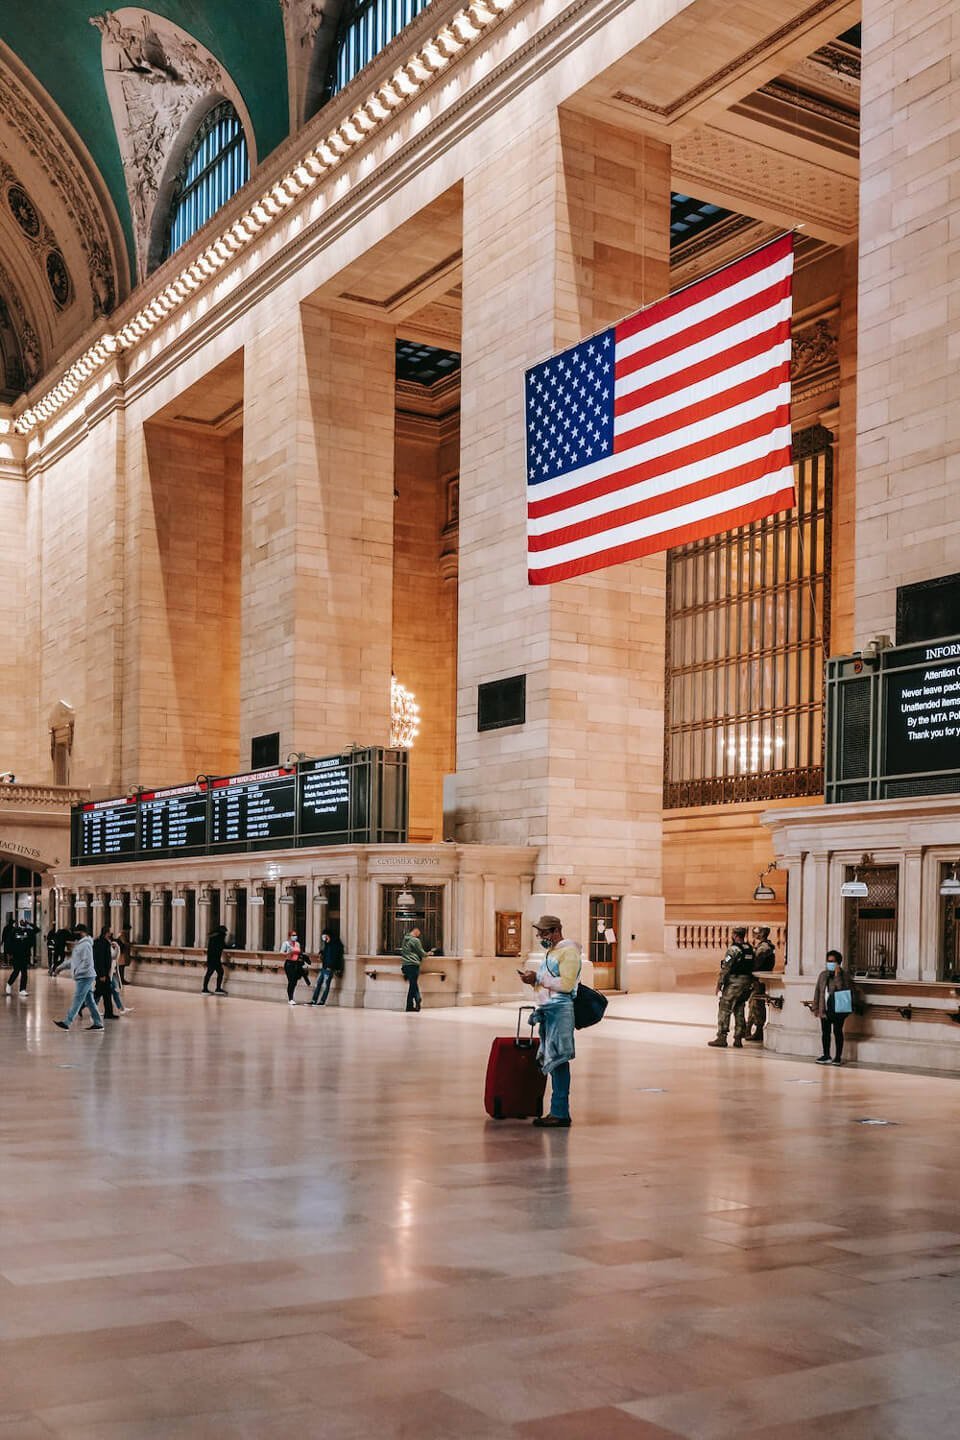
[184, 890, 196, 948]
[138, 892, 150, 944]
[234, 889, 247, 949]
[262, 887, 276, 952]
[380, 885, 444, 955]
[940, 865, 960, 981]
[589, 896, 620, 992]
[161, 891, 173, 947]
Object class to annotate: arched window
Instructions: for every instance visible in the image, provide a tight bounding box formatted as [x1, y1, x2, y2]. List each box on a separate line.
[325, 0, 434, 100]
[163, 102, 249, 261]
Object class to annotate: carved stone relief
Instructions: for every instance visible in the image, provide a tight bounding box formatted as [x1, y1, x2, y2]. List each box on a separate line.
[0, 259, 41, 392]
[279, 0, 333, 125]
[0, 46, 122, 321]
[91, 9, 255, 280]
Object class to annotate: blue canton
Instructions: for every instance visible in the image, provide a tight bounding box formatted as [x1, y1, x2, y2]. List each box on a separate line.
[525, 328, 616, 486]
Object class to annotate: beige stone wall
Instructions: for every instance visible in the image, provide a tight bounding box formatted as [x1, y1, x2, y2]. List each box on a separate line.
[241, 302, 396, 761]
[393, 409, 458, 841]
[0, 422, 28, 779]
[456, 110, 670, 973]
[856, 0, 960, 643]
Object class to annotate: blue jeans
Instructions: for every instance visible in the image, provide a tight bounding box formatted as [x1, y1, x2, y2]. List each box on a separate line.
[110, 978, 124, 1010]
[550, 1061, 571, 1120]
[311, 969, 333, 1005]
[66, 977, 102, 1028]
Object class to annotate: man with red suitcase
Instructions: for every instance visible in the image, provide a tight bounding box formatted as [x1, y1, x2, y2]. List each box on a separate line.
[518, 915, 581, 1127]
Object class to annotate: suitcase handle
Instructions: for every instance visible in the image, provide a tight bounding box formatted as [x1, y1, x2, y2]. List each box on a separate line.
[516, 1004, 538, 1046]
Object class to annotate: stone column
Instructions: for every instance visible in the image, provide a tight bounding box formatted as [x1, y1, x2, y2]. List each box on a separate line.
[248, 884, 265, 952]
[91, 889, 106, 936]
[456, 110, 670, 978]
[481, 874, 496, 959]
[170, 887, 187, 949]
[132, 886, 148, 945]
[224, 884, 239, 947]
[900, 847, 923, 982]
[310, 878, 330, 955]
[149, 888, 164, 946]
[241, 302, 395, 759]
[197, 886, 212, 948]
[855, 1, 960, 642]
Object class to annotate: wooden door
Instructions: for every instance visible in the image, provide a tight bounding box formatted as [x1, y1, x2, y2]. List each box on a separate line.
[589, 896, 620, 991]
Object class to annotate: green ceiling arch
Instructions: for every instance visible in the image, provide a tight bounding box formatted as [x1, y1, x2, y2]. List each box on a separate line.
[1, 3, 289, 284]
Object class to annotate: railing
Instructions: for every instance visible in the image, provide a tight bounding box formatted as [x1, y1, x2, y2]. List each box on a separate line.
[0, 783, 89, 807]
[670, 922, 786, 952]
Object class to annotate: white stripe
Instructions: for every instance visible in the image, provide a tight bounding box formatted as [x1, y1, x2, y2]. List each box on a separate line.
[615, 251, 793, 363]
[528, 470, 794, 571]
[527, 426, 791, 537]
[614, 296, 791, 399]
[613, 339, 791, 437]
[528, 383, 791, 503]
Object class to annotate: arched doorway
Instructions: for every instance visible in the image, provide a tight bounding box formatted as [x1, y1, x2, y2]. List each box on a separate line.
[0, 861, 45, 959]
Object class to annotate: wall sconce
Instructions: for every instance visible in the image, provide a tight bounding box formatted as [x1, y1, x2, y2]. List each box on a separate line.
[840, 853, 873, 899]
[753, 864, 778, 902]
[940, 863, 960, 897]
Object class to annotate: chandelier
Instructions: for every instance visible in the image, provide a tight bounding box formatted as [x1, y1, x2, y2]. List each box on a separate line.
[391, 676, 420, 749]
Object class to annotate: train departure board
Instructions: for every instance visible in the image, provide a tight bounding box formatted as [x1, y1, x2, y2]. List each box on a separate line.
[73, 797, 138, 865]
[209, 768, 297, 852]
[139, 783, 209, 858]
[69, 748, 407, 865]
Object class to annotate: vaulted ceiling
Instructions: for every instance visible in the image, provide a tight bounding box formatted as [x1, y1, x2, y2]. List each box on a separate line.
[0, 2, 347, 400]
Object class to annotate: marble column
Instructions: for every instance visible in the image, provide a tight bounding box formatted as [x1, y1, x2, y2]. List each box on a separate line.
[456, 110, 670, 978]
[197, 886, 212, 949]
[240, 302, 395, 760]
[149, 888, 164, 946]
[248, 885, 265, 952]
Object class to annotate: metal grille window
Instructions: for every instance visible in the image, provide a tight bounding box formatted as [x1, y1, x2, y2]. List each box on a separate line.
[664, 425, 832, 807]
[164, 103, 249, 261]
[380, 884, 443, 956]
[326, 0, 434, 98]
[845, 864, 898, 979]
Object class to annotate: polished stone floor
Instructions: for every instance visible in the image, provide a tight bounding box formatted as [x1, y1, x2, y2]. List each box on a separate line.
[4, 974, 960, 1439]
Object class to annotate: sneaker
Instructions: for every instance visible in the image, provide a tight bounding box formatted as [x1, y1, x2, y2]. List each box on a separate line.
[288, 1000, 297, 1006]
[533, 1115, 571, 1128]
[202, 989, 211, 995]
[86, 1024, 104, 1031]
[707, 1038, 727, 1048]
[4, 985, 10, 995]
[815, 1055, 831, 1064]
[831, 1058, 843, 1067]
[732, 1039, 743, 1048]
[215, 989, 227, 995]
[54, 1020, 69, 1030]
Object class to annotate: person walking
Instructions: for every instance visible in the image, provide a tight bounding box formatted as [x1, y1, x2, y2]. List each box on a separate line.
[53, 925, 72, 974]
[708, 925, 756, 1048]
[116, 928, 131, 985]
[518, 915, 581, 1128]
[108, 932, 131, 1014]
[812, 949, 857, 1066]
[745, 926, 777, 1042]
[46, 926, 57, 974]
[92, 926, 118, 1019]
[52, 926, 103, 1030]
[400, 927, 431, 1012]
[280, 931, 307, 1005]
[5, 920, 35, 997]
[202, 924, 229, 995]
[310, 929, 344, 1006]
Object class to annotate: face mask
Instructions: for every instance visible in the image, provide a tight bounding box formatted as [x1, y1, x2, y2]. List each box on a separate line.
[540, 937, 552, 950]
[826, 961, 836, 972]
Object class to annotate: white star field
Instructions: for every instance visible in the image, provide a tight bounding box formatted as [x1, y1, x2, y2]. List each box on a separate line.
[525, 328, 616, 485]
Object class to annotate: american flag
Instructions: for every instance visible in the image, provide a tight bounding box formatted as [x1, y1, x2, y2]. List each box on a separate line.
[525, 234, 795, 585]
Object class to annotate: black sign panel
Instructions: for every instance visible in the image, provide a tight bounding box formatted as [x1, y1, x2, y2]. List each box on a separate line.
[209, 768, 297, 852]
[298, 757, 351, 840]
[73, 797, 138, 864]
[139, 784, 208, 858]
[884, 650, 960, 777]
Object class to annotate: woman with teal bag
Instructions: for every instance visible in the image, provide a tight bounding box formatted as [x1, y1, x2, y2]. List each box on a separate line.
[811, 949, 857, 1066]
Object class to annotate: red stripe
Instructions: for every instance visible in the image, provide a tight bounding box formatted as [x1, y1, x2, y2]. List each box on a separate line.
[528, 487, 796, 585]
[615, 274, 792, 382]
[528, 411, 784, 520]
[616, 234, 793, 345]
[614, 319, 790, 418]
[527, 449, 793, 553]
[614, 361, 790, 453]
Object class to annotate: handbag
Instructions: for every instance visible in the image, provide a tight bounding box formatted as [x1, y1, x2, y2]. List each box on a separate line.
[832, 988, 853, 1015]
[573, 982, 607, 1030]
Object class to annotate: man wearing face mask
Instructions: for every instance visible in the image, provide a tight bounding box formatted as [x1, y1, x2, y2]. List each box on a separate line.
[518, 915, 581, 1127]
[811, 949, 856, 1065]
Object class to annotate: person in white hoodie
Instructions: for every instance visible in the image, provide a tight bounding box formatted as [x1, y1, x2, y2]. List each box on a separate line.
[52, 926, 103, 1031]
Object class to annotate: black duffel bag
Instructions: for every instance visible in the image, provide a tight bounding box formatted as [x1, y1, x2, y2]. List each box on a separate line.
[573, 983, 607, 1030]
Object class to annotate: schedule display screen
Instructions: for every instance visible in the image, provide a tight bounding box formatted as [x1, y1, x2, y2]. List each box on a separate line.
[70, 748, 407, 864]
[209, 768, 297, 852]
[298, 757, 351, 840]
[73, 797, 138, 864]
[140, 784, 209, 858]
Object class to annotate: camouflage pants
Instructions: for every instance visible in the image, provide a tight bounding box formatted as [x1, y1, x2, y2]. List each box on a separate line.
[716, 975, 754, 1042]
[746, 986, 767, 1038]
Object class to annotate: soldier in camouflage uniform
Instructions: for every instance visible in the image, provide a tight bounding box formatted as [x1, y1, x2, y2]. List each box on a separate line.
[708, 926, 756, 1048]
[745, 926, 776, 1042]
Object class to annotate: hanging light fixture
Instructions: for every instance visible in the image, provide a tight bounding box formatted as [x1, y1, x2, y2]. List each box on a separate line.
[390, 675, 420, 749]
[940, 862, 960, 897]
[396, 878, 416, 911]
[841, 854, 872, 900]
[753, 864, 777, 902]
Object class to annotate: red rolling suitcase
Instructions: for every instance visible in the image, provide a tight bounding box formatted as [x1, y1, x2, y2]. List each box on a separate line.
[484, 1006, 546, 1119]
